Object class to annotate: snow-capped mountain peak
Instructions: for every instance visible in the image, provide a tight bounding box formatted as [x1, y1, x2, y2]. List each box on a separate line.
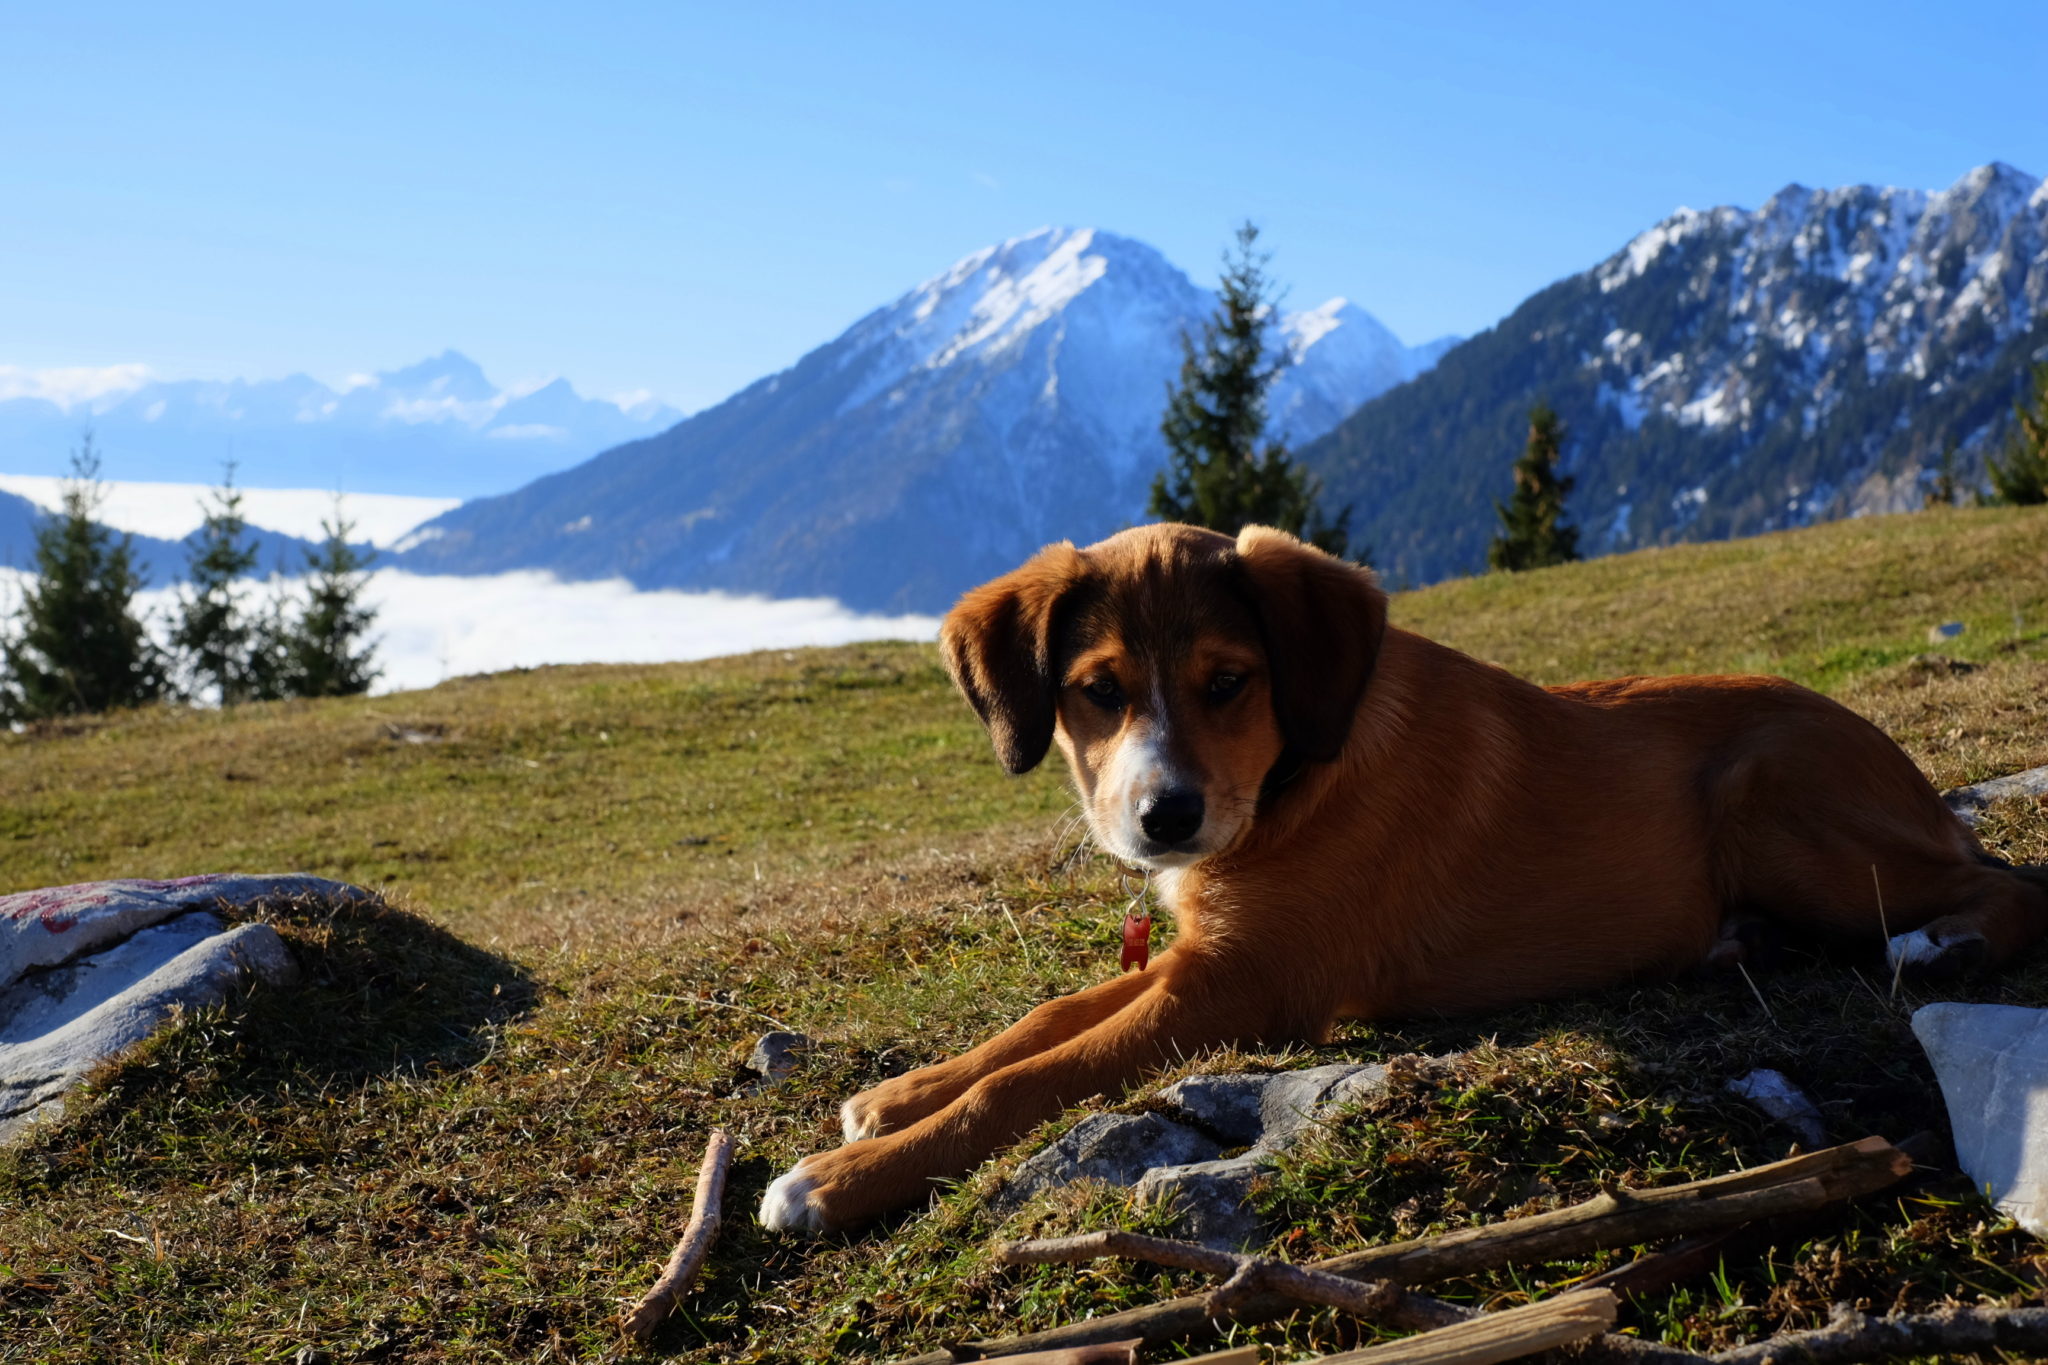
[402, 226, 1452, 611]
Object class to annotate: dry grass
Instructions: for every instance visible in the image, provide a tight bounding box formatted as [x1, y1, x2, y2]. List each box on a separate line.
[1, 503, 2046, 1363]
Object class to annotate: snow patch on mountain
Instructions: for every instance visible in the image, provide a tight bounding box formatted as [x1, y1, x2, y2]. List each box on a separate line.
[1592, 162, 2048, 438]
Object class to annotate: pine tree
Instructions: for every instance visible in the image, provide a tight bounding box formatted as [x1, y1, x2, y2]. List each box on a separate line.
[1488, 403, 1580, 572]
[1148, 223, 1351, 556]
[1924, 442, 1963, 509]
[284, 506, 381, 697]
[0, 435, 170, 719]
[171, 462, 275, 704]
[1986, 361, 2048, 506]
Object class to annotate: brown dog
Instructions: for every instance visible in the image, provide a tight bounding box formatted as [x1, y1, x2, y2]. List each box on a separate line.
[759, 523, 2044, 1233]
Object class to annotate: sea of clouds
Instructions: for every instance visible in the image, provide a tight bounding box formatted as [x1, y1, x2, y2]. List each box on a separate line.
[0, 478, 940, 695]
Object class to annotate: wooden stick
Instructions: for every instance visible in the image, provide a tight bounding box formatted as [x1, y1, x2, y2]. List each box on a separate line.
[1705, 1302, 2048, 1365]
[1312, 1288, 1618, 1364]
[996, 1231, 1397, 1319]
[620, 1129, 734, 1343]
[898, 1138, 1908, 1363]
[980, 1340, 1143, 1365]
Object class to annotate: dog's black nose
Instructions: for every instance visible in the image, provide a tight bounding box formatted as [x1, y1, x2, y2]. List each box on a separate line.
[1139, 789, 1205, 846]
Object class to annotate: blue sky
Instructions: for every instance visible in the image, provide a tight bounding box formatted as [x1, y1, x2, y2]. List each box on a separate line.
[4, 1, 2045, 413]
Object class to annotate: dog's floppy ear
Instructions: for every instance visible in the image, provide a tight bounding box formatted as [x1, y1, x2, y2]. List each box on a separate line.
[940, 543, 1088, 774]
[1234, 525, 1388, 762]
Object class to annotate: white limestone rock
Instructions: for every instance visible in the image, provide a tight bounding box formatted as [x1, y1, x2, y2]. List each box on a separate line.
[0, 918, 298, 1140]
[1725, 1067, 1828, 1148]
[1912, 1002, 2048, 1238]
[0, 874, 357, 1143]
[1943, 764, 2048, 828]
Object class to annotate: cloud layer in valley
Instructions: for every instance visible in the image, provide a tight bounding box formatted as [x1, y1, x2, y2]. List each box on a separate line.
[0, 568, 940, 697]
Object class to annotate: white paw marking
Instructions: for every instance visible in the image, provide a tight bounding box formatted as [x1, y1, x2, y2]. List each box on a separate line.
[1887, 929, 1944, 969]
[758, 1159, 827, 1234]
[840, 1097, 880, 1143]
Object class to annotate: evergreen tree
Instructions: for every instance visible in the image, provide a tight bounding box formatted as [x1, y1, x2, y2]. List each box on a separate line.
[1924, 441, 1963, 509]
[0, 435, 170, 719]
[171, 462, 280, 704]
[284, 505, 380, 697]
[1488, 403, 1580, 572]
[1986, 361, 2048, 506]
[1148, 223, 1351, 556]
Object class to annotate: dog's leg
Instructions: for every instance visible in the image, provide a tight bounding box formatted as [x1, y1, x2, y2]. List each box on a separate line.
[838, 968, 1153, 1141]
[762, 948, 1313, 1234]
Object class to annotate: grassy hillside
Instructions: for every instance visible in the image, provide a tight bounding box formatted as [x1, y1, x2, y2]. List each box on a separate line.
[2, 505, 2046, 1363]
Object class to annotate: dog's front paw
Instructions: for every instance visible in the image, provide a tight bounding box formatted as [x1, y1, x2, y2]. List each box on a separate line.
[838, 1069, 962, 1143]
[756, 1140, 925, 1235]
[758, 1156, 830, 1234]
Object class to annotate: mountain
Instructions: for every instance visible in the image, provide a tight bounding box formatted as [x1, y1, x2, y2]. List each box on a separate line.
[0, 488, 318, 587]
[0, 352, 681, 497]
[397, 228, 1450, 611]
[1303, 162, 2048, 586]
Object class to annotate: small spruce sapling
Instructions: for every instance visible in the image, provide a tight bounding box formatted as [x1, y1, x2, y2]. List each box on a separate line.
[172, 461, 269, 703]
[1488, 403, 1580, 573]
[285, 504, 381, 697]
[1986, 360, 2048, 506]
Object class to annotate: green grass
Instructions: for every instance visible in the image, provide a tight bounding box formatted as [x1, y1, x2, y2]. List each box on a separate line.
[2, 504, 2047, 1363]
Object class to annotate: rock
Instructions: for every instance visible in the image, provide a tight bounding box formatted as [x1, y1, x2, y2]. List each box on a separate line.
[1927, 621, 1965, 643]
[1135, 1153, 1269, 1250]
[1, 874, 357, 984]
[1913, 1002, 2048, 1238]
[0, 918, 298, 1141]
[1944, 764, 2048, 828]
[0, 874, 357, 1143]
[1001, 1111, 1221, 1205]
[1725, 1068, 1828, 1148]
[741, 1031, 813, 1092]
[1258, 1063, 1388, 1149]
[1156, 1071, 1268, 1145]
[999, 1060, 1394, 1238]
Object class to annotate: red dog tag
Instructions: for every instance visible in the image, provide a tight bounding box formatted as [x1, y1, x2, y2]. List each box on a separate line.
[1120, 912, 1153, 972]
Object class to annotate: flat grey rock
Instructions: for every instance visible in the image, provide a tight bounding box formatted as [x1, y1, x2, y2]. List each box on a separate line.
[0, 919, 298, 1141]
[1944, 764, 2048, 827]
[1156, 1072, 1268, 1145]
[1913, 1002, 2048, 1238]
[1135, 1153, 1269, 1250]
[1001, 1111, 1221, 1205]
[1258, 1063, 1388, 1149]
[999, 1060, 1393, 1243]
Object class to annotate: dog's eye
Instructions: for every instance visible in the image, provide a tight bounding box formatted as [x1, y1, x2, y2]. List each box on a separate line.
[1083, 677, 1125, 709]
[1209, 672, 1246, 701]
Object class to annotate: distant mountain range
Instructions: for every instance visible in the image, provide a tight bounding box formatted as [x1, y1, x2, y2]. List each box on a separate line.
[396, 227, 1452, 610]
[0, 487, 318, 587]
[0, 352, 680, 497]
[1304, 161, 2048, 584]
